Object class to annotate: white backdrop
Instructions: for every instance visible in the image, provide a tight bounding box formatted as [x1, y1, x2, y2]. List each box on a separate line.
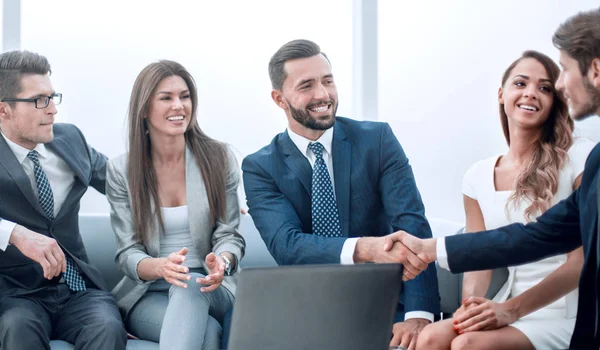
[17, 1, 600, 224]
[379, 1, 600, 223]
[20, 0, 353, 213]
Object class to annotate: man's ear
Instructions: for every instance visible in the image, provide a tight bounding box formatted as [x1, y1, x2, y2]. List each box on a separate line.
[271, 89, 288, 110]
[0, 102, 12, 122]
[588, 58, 600, 88]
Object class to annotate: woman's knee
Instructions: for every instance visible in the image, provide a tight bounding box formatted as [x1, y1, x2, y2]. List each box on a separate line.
[416, 322, 452, 350]
[451, 333, 481, 350]
[169, 273, 207, 297]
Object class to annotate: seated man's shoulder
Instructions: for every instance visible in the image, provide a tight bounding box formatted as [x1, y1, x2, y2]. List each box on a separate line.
[52, 122, 81, 136]
[242, 134, 282, 167]
[336, 117, 389, 137]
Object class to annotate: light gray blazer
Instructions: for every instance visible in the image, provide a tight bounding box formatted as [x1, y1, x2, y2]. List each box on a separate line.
[106, 146, 245, 316]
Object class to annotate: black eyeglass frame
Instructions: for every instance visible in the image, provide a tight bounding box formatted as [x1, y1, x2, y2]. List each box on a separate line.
[1, 93, 62, 109]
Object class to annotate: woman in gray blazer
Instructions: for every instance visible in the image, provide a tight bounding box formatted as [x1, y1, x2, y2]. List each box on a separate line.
[106, 60, 245, 350]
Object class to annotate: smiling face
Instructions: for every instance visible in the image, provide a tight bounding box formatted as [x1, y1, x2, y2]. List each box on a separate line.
[556, 50, 600, 121]
[146, 75, 192, 139]
[0, 74, 57, 149]
[499, 58, 556, 131]
[271, 54, 338, 138]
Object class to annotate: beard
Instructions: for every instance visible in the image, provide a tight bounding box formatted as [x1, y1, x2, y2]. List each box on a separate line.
[571, 77, 600, 121]
[287, 99, 338, 131]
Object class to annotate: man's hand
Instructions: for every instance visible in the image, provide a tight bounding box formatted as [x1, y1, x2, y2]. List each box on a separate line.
[156, 247, 191, 288]
[389, 318, 430, 350]
[10, 225, 66, 280]
[453, 297, 517, 333]
[382, 231, 437, 280]
[196, 252, 225, 293]
[383, 231, 436, 261]
[354, 236, 428, 281]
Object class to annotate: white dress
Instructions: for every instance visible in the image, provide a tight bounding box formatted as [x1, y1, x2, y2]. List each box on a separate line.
[461, 137, 596, 349]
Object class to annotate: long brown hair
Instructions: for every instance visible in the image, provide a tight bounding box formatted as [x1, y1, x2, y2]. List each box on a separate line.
[500, 51, 574, 221]
[127, 60, 228, 246]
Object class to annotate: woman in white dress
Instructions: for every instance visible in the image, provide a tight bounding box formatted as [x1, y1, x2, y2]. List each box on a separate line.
[416, 50, 595, 350]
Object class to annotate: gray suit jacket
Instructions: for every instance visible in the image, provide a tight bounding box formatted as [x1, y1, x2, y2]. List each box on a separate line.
[107, 146, 245, 315]
[0, 123, 108, 294]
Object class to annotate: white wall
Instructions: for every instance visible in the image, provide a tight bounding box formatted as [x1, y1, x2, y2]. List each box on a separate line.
[20, 0, 353, 213]
[16, 1, 600, 222]
[379, 1, 600, 223]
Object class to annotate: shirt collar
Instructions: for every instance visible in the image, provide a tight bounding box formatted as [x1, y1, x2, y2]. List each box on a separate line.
[287, 127, 334, 158]
[1, 132, 48, 164]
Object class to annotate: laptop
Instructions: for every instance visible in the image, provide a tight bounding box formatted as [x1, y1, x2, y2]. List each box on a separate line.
[228, 263, 403, 350]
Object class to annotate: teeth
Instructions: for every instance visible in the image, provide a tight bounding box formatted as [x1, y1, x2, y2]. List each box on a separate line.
[309, 105, 328, 113]
[519, 105, 538, 111]
[167, 115, 184, 121]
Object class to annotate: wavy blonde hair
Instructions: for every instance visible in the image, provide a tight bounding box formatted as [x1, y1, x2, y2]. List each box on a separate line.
[500, 51, 574, 221]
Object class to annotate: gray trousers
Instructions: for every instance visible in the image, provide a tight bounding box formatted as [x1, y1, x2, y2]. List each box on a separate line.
[0, 284, 127, 350]
[127, 272, 234, 350]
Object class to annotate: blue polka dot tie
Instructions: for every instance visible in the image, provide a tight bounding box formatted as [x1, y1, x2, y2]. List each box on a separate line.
[308, 142, 342, 237]
[27, 151, 86, 292]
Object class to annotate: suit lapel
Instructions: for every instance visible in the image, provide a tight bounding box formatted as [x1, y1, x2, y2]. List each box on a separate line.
[596, 175, 600, 339]
[46, 137, 87, 185]
[280, 131, 312, 195]
[0, 135, 46, 217]
[332, 124, 351, 237]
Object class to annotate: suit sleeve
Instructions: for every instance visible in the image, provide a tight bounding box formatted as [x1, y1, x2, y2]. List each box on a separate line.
[106, 159, 153, 284]
[87, 144, 108, 194]
[71, 124, 108, 193]
[446, 189, 582, 273]
[211, 149, 246, 273]
[378, 123, 441, 315]
[242, 156, 346, 265]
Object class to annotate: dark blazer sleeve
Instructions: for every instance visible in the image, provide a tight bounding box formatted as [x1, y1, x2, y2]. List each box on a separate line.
[242, 156, 346, 265]
[378, 123, 440, 315]
[71, 124, 108, 193]
[446, 189, 582, 273]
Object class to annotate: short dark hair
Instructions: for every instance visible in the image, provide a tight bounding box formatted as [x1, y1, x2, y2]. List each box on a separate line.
[0, 50, 51, 99]
[268, 39, 329, 90]
[552, 7, 600, 75]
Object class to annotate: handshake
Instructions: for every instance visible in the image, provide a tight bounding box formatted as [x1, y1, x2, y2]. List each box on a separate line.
[355, 231, 438, 281]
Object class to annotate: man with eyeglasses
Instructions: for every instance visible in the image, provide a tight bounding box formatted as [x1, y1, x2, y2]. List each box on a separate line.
[0, 50, 126, 349]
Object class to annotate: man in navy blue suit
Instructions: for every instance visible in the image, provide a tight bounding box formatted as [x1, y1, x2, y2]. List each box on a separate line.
[241, 39, 440, 350]
[386, 7, 600, 349]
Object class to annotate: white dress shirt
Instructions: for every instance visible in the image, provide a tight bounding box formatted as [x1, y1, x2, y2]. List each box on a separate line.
[0, 132, 75, 250]
[287, 128, 433, 322]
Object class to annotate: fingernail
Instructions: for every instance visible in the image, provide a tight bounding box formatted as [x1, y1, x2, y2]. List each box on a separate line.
[206, 276, 211, 281]
[186, 275, 191, 280]
[453, 319, 458, 325]
[462, 299, 468, 303]
[458, 331, 463, 335]
[453, 326, 459, 332]
[183, 284, 188, 288]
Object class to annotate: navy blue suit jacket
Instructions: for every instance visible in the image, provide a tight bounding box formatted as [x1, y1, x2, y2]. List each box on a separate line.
[242, 117, 440, 315]
[445, 142, 600, 349]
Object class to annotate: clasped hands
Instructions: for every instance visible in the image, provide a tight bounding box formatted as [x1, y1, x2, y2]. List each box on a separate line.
[379, 230, 436, 281]
[157, 247, 225, 292]
[452, 297, 517, 333]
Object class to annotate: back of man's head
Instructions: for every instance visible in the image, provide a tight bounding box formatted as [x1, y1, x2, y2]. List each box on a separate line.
[553, 7, 600, 75]
[268, 39, 329, 90]
[0, 50, 51, 100]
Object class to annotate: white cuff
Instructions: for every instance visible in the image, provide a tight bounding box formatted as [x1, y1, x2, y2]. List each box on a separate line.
[340, 237, 360, 264]
[436, 237, 450, 270]
[0, 220, 16, 251]
[404, 311, 434, 323]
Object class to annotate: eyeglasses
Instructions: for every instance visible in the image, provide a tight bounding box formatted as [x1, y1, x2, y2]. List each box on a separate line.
[1, 93, 62, 109]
